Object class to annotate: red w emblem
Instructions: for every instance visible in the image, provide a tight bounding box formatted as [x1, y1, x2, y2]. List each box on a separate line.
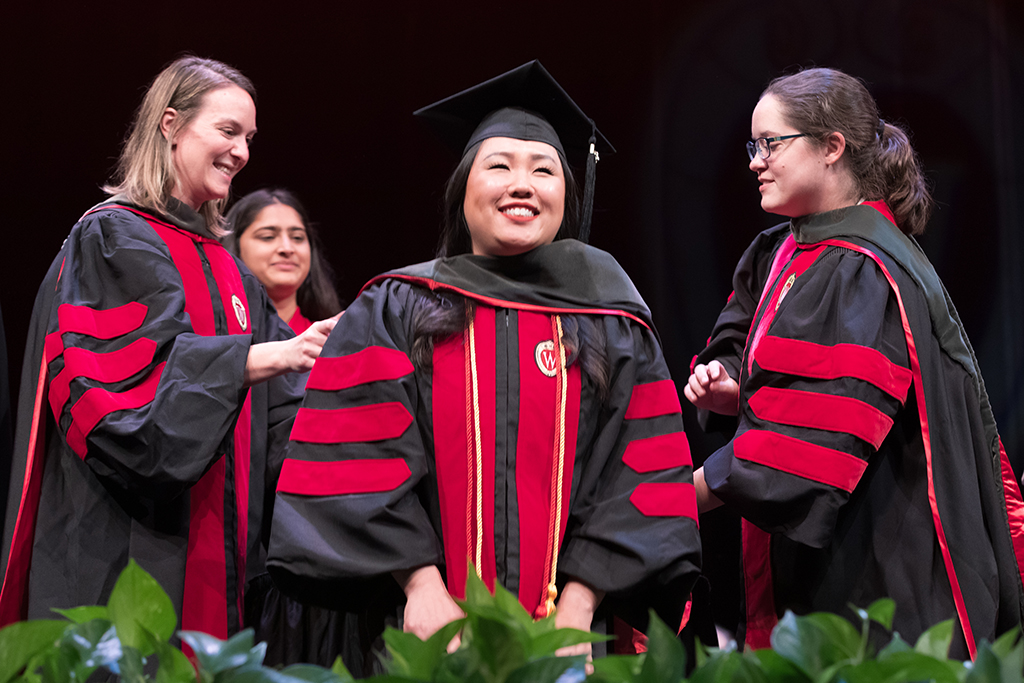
[535, 340, 559, 377]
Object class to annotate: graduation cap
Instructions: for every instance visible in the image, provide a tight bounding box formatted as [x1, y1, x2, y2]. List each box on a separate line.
[414, 60, 614, 243]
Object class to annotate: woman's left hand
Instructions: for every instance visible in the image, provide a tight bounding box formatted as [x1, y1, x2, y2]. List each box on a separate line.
[554, 580, 605, 659]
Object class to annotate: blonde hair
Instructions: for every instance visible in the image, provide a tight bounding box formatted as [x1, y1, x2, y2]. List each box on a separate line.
[104, 56, 256, 236]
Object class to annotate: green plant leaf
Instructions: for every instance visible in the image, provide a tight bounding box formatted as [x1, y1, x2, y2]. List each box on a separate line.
[51, 606, 108, 624]
[0, 620, 68, 683]
[59, 619, 120, 669]
[529, 627, 609, 659]
[180, 629, 265, 674]
[636, 611, 685, 683]
[382, 620, 464, 679]
[119, 646, 148, 683]
[330, 656, 355, 680]
[467, 613, 528, 681]
[492, 580, 535, 632]
[962, 639, 1021, 683]
[153, 638, 197, 683]
[876, 631, 911, 659]
[748, 648, 809, 682]
[589, 653, 644, 682]
[914, 619, 954, 659]
[505, 655, 587, 683]
[770, 611, 858, 679]
[107, 559, 177, 655]
[688, 647, 770, 683]
[990, 626, 1023, 658]
[830, 653, 963, 683]
[864, 599, 896, 631]
[462, 567, 496, 611]
[280, 663, 353, 683]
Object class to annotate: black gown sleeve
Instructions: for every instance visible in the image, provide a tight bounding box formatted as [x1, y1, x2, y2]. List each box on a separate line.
[703, 247, 911, 548]
[46, 211, 252, 500]
[692, 224, 789, 434]
[558, 315, 701, 627]
[267, 280, 441, 608]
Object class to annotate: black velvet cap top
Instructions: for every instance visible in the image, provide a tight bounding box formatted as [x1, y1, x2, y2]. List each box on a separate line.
[413, 60, 614, 241]
[413, 60, 613, 165]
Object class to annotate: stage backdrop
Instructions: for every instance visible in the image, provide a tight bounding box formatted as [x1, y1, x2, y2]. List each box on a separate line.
[3, 0, 1021, 635]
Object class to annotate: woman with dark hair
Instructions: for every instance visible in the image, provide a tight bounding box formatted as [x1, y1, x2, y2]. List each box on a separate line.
[0, 56, 335, 639]
[267, 61, 701, 669]
[686, 67, 1024, 658]
[224, 188, 342, 332]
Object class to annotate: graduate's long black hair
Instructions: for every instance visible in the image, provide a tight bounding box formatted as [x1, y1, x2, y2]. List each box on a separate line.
[411, 141, 609, 399]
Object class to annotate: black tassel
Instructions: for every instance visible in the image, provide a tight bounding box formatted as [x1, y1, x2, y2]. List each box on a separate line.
[580, 126, 597, 243]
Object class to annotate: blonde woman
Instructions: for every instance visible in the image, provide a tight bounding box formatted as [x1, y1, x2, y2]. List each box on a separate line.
[0, 56, 335, 639]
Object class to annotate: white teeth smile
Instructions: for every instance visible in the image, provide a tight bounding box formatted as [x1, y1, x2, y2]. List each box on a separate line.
[215, 164, 232, 175]
[503, 207, 536, 217]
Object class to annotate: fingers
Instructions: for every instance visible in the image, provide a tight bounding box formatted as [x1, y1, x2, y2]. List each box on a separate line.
[447, 632, 462, 654]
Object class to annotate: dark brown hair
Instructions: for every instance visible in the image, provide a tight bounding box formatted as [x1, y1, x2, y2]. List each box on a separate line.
[223, 188, 342, 320]
[763, 67, 933, 235]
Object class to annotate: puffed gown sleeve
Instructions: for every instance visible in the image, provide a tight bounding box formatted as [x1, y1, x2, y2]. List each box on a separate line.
[46, 209, 252, 500]
[558, 315, 701, 628]
[692, 224, 789, 434]
[703, 248, 911, 548]
[267, 280, 442, 608]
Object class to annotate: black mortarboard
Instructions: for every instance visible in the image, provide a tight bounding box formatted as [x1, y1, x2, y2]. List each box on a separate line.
[414, 61, 614, 242]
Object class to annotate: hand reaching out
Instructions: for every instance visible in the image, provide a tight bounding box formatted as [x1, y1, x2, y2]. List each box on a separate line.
[684, 360, 739, 416]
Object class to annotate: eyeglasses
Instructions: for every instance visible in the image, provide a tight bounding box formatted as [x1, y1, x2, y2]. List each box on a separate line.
[746, 133, 808, 161]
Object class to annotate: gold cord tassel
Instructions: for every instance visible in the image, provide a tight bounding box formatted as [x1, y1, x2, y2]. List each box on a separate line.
[541, 315, 568, 617]
[466, 305, 484, 578]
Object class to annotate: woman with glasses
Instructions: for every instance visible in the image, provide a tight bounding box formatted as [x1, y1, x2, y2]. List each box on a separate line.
[685, 67, 1024, 658]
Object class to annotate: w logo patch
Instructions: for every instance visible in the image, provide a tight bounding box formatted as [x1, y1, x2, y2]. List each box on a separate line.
[534, 340, 559, 377]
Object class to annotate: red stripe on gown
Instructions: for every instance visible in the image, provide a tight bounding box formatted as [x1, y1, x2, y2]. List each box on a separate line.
[147, 216, 251, 640]
[630, 483, 698, 520]
[818, 233, 978, 658]
[997, 439, 1024, 591]
[749, 387, 894, 449]
[433, 306, 497, 599]
[623, 432, 692, 473]
[0, 354, 52, 625]
[306, 346, 414, 391]
[67, 363, 166, 458]
[516, 312, 581, 617]
[755, 336, 912, 402]
[742, 520, 776, 649]
[57, 301, 148, 339]
[734, 429, 868, 493]
[624, 379, 681, 419]
[49, 338, 158, 427]
[277, 458, 412, 495]
[747, 245, 827, 376]
[291, 403, 413, 443]
[201, 236, 254, 627]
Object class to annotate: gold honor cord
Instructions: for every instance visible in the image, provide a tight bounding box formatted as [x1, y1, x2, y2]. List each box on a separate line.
[467, 309, 484, 579]
[542, 315, 569, 617]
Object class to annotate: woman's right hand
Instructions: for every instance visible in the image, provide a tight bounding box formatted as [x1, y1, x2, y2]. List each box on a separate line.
[393, 565, 465, 652]
[684, 360, 740, 415]
[243, 313, 340, 386]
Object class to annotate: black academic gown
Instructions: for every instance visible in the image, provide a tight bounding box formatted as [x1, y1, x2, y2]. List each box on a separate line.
[267, 240, 701, 644]
[697, 203, 1024, 658]
[0, 199, 303, 639]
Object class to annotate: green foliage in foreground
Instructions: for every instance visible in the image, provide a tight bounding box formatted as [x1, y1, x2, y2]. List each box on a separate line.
[0, 560, 1021, 682]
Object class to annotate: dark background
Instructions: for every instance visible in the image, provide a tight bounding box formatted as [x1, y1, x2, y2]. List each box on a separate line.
[4, 0, 1022, 633]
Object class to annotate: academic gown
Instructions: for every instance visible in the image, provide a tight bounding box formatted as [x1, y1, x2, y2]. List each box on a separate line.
[0, 199, 304, 639]
[267, 240, 701, 639]
[696, 203, 1024, 658]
